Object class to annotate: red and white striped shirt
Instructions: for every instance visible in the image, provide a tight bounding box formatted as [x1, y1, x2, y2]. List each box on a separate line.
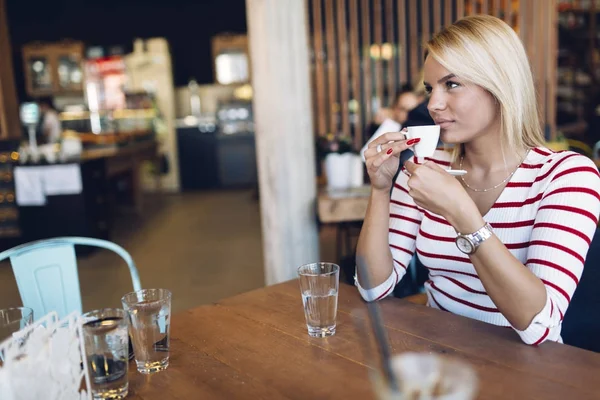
[357, 147, 600, 345]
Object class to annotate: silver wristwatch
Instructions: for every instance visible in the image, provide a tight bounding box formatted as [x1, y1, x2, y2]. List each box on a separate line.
[455, 222, 493, 255]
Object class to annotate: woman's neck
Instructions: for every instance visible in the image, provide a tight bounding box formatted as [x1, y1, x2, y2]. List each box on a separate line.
[461, 135, 528, 175]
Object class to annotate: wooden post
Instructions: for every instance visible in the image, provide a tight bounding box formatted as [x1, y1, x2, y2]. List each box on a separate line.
[246, 0, 320, 285]
[349, 0, 363, 149]
[325, 0, 338, 134]
[312, 0, 327, 136]
[0, 0, 21, 140]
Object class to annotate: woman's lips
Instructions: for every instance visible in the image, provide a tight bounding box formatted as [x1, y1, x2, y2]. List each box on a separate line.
[437, 120, 454, 129]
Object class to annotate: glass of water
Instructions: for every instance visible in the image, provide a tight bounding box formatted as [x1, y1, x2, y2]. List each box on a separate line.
[82, 308, 129, 400]
[121, 288, 171, 374]
[297, 262, 339, 338]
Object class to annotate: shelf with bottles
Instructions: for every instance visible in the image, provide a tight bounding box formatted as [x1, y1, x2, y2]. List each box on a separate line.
[60, 109, 156, 133]
[557, 0, 600, 138]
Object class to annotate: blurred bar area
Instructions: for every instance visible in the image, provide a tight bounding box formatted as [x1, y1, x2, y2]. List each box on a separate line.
[0, 0, 257, 251]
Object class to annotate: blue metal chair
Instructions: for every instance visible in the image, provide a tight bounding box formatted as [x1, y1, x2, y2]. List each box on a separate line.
[0, 237, 141, 321]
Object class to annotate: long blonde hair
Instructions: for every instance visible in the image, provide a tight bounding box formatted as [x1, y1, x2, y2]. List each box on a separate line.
[412, 68, 427, 97]
[425, 15, 545, 157]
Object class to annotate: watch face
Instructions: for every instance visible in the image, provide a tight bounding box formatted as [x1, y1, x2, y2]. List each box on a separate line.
[456, 237, 474, 254]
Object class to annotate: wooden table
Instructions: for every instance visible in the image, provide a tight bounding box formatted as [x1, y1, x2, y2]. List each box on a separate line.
[127, 280, 600, 399]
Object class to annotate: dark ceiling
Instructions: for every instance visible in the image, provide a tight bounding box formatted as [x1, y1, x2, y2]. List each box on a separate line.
[6, 0, 248, 101]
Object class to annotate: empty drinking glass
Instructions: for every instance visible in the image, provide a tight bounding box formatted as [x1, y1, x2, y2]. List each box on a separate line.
[82, 308, 129, 400]
[0, 307, 33, 342]
[297, 262, 340, 338]
[121, 288, 171, 374]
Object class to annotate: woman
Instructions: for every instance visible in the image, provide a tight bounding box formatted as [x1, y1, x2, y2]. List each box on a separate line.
[356, 15, 600, 345]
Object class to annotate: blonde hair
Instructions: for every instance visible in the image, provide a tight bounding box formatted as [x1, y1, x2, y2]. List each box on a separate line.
[425, 15, 545, 158]
[412, 68, 427, 97]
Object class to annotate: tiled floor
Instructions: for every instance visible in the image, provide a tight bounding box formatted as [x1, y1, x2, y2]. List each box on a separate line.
[0, 190, 339, 314]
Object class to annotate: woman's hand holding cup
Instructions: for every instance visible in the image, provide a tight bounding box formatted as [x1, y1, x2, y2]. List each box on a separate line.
[364, 128, 420, 192]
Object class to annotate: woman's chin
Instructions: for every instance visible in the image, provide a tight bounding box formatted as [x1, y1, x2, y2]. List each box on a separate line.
[440, 131, 462, 145]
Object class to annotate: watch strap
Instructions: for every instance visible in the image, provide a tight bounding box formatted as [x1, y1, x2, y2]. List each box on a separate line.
[462, 222, 493, 248]
[456, 222, 493, 254]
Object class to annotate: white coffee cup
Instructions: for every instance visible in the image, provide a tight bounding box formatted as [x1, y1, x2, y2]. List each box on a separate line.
[406, 125, 441, 158]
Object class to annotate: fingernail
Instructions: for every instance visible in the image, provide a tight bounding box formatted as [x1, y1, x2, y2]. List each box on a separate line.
[407, 138, 421, 146]
[386, 148, 393, 155]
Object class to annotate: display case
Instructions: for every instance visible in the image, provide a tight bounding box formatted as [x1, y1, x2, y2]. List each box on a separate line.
[22, 41, 85, 97]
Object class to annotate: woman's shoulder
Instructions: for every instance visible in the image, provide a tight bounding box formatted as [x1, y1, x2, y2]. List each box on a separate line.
[524, 146, 600, 184]
[526, 146, 597, 168]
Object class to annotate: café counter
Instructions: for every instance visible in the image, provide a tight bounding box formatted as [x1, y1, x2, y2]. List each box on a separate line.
[8, 140, 159, 249]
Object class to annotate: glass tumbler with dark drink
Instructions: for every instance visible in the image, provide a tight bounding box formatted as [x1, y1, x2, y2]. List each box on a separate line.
[82, 308, 129, 399]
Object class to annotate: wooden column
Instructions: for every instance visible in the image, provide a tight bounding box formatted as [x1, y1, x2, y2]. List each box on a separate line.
[311, 0, 327, 136]
[246, 0, 320, 285]
[0, 0, 21, 140]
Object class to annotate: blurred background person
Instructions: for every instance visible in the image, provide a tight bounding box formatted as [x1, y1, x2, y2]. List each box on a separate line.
[37, 97, 61, 144]
[360, 86, 422, 161]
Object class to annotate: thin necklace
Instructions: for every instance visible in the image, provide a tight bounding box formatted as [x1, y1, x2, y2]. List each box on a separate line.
[459, 153, 526, 193]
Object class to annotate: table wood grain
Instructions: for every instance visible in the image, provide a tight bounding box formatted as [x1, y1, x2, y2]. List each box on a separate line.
[127, 280, 600, 399]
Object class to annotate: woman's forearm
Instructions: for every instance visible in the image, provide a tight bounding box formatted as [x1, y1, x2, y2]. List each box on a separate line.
[356, 188, 395, 289]
[469, 237, 547, 330]
[447, 208, 547, 330]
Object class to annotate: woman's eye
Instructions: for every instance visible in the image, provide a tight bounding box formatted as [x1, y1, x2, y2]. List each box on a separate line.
[424, 85, 432, 94]
[446, 81, 460, 90]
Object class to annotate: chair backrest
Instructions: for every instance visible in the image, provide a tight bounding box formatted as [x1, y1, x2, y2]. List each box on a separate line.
[562, 229, 600, 352]
[0, 237, 141, 321]
[567, 138, 593, 158]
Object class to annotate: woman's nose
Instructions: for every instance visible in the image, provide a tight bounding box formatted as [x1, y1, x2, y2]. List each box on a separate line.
[427, 89, 447, 113]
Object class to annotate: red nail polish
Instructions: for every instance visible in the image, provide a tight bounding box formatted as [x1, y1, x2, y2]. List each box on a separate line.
[386, 148, 393, 155]
[407, 138, 421, 146]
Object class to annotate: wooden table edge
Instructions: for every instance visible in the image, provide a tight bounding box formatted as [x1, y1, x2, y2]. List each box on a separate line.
[211, 280, 600, 395]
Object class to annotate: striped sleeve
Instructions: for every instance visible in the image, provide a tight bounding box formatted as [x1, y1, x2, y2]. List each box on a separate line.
[516, 154, 600, 345]
[356, 160, 423, 301]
